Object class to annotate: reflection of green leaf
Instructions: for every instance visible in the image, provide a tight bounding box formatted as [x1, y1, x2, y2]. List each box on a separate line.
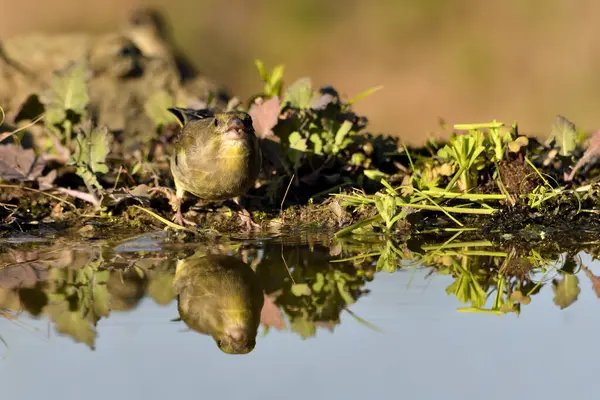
[445, 261, 487, 308]
[375, 241, 398, 273]
[42, 263, 108, 349]
[92, 270, 111, 317]
[290, 315, 316, 339]
[550, 115, 577, 157]
[312, 273, 325, 293]
[45, 302, 96, 348]
[41, 62, 89, 126]
[291, 283, 311, 296]
[336, 281, 355, 305]
[284, 78, 313, 109]
[552, 274, 580, 309]
[144, 91, 175, 127]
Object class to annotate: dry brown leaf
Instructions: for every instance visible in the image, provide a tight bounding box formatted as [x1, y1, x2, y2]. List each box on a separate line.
[0, 144, 45, 182]
[565, 130, 600, 181]
[248, 96, 280, 140]
[260, 292, 285, 330]
[37, 169, 57, 190]
[582, 265, 600, 299]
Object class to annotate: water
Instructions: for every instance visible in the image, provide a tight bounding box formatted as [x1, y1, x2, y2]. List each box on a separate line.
[1, 231, 600, 400]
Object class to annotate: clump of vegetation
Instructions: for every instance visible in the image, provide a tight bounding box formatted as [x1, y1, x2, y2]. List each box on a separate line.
[0, 56, 396, 234]
[335, 116, 600, 238]
[1, 29, 600, 241]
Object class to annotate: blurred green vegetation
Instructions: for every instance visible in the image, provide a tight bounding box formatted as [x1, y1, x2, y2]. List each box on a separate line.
[2, 0, 600, 144]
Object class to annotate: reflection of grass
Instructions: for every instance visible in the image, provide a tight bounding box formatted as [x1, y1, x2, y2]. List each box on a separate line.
[0, 229, 598, 351]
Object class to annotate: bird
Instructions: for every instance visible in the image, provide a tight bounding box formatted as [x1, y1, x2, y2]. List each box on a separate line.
[157, 107, 262, 229]
[173, 252, 264, 354]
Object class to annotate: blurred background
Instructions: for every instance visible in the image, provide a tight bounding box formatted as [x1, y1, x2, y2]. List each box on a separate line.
[1, 0, 599, 145]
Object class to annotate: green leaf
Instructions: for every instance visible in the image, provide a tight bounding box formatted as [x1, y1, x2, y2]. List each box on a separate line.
[291, 283, 311, 296]
[73, 124, 112, 175]
[144, 90, 175, 127]
[363, 169, 389, 182]
[346, 85, 384, 107]
[288, 131, 307, 152]
[254, 59, 268, 82]
[284, 77, 313, 109]
[255, 60, 285, 97]
[268, 65, 285, 94]
[71, 123, 112, 190]
[309, 133, 324, 155]
[41, 62, 89, 126]
[508, 136, 529, 152]
[550, 115, 577, 157]
[334, 120, 353, 147]
[552, 274, 580, 309]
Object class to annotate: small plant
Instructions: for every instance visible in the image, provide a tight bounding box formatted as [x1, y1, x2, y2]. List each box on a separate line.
[254, 59, 285, 98]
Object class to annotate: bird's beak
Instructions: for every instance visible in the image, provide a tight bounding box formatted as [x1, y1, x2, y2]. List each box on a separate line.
[224, 117, 246, 140]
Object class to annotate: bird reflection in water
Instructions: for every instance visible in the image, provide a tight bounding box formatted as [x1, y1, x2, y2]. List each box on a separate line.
[173, 252, 264, 354]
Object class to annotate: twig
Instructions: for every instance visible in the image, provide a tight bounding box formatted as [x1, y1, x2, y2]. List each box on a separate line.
[0, 113, 45, 144]
[280, 173, 295, 215]
[280, 242, 295, 284]
[55, 187, 99, 206]
[131, 205, 194, 232]
[113, 165, 123, 190]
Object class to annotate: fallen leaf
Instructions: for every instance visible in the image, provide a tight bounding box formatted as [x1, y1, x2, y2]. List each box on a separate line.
[37, 169, 57, 190]
[310, 93, 336, 110]
[0, 144, 45, 181]
[248, 96, 280, 139]
[565, 130, 600, 181]
[550, 115, 577, 157]
[102, 184, 152, 208]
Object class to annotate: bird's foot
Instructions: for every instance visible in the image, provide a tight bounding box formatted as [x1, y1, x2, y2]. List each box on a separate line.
[173, 208, 197, 227]
[148, 186, 180, 210]
[237, 209, 260, 231]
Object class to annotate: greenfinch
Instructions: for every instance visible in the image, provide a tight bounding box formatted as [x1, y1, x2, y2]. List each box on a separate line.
[166, 107, 261, 227]
[173, 253, 264, 354]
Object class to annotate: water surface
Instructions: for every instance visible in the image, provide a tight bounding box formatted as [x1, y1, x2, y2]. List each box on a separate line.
[1, 232, 599, 400]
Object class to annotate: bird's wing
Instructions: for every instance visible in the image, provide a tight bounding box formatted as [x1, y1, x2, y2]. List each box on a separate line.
[168, 107, 214, 127]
